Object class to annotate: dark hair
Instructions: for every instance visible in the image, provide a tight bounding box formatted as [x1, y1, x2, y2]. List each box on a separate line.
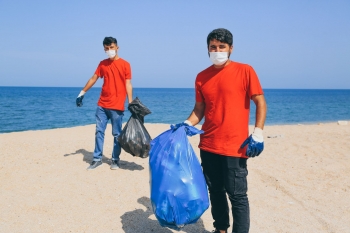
[103, 37, 117, 46]
[207, 28, 233, 47]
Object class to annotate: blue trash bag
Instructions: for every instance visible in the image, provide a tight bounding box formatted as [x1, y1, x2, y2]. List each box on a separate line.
[149, 123, 209, 230]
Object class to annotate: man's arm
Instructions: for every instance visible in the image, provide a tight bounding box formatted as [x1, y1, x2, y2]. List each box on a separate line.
[186, 102, 206, 126]
[82, 74, 99, 92]
[251, 94, 267, 129]
[76, 74, 99, 107]
[125, 79, 133, 104]
[239, 94, 267, 157]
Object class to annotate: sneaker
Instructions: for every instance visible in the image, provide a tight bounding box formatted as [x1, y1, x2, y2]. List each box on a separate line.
[110, 160, 120, 170]
[87, 160, 102, 170]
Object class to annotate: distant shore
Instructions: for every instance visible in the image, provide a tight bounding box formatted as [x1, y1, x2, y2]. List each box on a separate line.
[0, 122, 349, 232]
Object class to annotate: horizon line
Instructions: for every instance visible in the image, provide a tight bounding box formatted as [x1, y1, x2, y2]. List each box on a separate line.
[1, 85, 350, 90]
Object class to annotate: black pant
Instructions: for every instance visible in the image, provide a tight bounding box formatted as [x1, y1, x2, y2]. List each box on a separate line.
[200, 150, 250, 233]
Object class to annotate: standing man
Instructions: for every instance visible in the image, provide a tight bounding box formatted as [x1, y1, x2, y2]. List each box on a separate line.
[76, 36, 133, 170]
[180, 28, 267, 233]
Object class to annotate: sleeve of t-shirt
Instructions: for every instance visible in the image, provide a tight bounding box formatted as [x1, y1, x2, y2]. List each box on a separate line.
[246, 65, 264, 98]
[124, 62, 131, 80]
[195, 77, 204, 102]
[95, 62, 103, 78]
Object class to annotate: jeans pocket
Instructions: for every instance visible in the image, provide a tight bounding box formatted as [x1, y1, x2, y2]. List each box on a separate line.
[234, 169, 248, 195]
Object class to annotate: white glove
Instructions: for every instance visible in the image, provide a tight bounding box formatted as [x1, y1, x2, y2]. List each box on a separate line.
[77, 90, 86, 98]
[252, 127, 264, 143]
[184, 120, 193, 126]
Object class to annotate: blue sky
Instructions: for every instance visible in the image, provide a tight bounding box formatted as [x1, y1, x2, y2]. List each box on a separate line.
[1, 0, 349, 89]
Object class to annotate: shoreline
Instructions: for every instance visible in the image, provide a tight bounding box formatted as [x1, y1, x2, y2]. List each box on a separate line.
[1, 120, 349, 135]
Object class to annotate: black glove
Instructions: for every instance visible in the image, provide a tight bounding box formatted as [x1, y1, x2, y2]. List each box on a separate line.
[76, 91, 85, 107]
[76, 95, 84, 107]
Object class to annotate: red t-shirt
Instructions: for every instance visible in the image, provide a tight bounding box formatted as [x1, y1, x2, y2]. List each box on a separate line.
[95, 58, 131, 111]
[195, 61, 263, 158]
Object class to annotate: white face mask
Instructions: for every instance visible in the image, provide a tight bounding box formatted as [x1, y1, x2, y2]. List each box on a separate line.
[106, 50, 116, 58]
[209, 52, 229, 65]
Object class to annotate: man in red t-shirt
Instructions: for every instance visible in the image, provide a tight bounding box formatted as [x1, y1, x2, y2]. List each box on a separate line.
[179, 28, 267, 233]
[76, 37, 133, 170]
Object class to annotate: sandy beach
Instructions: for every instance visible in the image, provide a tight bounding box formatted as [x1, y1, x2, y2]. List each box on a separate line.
[0, 122, 349, 233]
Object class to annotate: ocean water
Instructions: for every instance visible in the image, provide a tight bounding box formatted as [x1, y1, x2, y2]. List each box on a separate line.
[0, 87, 349, 134]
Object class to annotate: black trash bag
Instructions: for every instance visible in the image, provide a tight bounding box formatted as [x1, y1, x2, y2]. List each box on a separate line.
[127, 97, 151, 123]
[118, 97, 152, 158]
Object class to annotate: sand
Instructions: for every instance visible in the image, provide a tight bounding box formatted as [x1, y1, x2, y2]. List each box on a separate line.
[0, 122, 349, 233]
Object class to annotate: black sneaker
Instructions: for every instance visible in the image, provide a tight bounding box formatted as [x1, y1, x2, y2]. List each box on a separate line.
[110, 160, 120, 170]
[87, 160, 102, 170]
[212, 230, 227, 233]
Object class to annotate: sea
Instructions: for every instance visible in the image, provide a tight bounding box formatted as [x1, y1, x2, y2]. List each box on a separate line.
[0, 87, 349, 134]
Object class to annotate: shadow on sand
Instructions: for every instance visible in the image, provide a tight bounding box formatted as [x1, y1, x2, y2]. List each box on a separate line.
[63, 149, 144, 171]
[121, 196, 211, 233]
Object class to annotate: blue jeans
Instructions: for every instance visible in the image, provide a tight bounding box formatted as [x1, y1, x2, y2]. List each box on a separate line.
[93, 106, 124, 162]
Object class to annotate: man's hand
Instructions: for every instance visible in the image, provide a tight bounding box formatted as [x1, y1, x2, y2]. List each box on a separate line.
[171, 120, 203, 136]
[172, 120, 192, 130]
[76, 90, 86, 107]
[240, 127, 264, 157]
